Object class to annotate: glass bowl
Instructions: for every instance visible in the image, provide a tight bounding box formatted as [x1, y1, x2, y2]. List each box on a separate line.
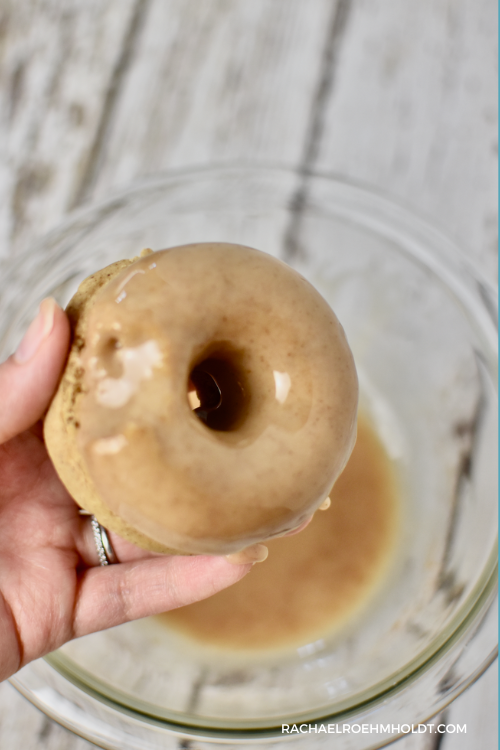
[2, 166, 497, 750]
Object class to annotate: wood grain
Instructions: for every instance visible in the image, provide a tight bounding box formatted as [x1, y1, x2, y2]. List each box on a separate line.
[0, 0, 138, 259]
[314, 0, 498, 281]
[0, 0, 497, 748]
[89, 0, 336, 198]
[0, 681, 100, 749]
[442, 661, 498, 750]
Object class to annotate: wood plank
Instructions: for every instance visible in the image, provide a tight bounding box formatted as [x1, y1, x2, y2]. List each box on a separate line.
[88, 0, 335, 201]
[0, 0, 138, 260]
[313, 0, 498, 281]
[310, 5, 499, 744]
[442, 660, 498, 750]
[0, 1, 496, 748]
[0, 681, 99, 750]
[3, 670, 497, 750]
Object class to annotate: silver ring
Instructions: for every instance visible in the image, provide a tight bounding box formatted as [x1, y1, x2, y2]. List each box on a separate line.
[90, 515, 117, 566]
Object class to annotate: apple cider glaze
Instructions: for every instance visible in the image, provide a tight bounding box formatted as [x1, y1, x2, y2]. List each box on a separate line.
[158, 413, 399, 650]
[46, 244, 358, 556]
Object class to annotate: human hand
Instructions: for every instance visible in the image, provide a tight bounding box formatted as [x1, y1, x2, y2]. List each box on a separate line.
[0, 299, 252, 682]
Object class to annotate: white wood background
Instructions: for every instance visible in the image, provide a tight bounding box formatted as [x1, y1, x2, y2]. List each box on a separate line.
[0, 0, 497, 748]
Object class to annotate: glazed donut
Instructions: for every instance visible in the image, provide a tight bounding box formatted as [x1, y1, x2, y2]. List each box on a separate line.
[44, 243, 358, 555]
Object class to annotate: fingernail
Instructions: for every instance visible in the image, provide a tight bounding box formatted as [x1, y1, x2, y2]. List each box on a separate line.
[226, 544, 269, 565]
[319, 496, 331, 511]
[14, 298, 58, 364]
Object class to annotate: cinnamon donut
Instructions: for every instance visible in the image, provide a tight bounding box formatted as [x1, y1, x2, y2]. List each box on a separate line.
[44, 243, 358, 555]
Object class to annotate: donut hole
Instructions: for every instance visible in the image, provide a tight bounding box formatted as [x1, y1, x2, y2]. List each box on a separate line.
[188, 348, 250, 432]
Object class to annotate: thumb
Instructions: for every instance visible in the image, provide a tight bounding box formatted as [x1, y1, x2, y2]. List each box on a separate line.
[0, 298, 70, 444]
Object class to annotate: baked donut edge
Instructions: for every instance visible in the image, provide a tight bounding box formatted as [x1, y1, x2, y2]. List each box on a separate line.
[44, 252, 184, 556]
